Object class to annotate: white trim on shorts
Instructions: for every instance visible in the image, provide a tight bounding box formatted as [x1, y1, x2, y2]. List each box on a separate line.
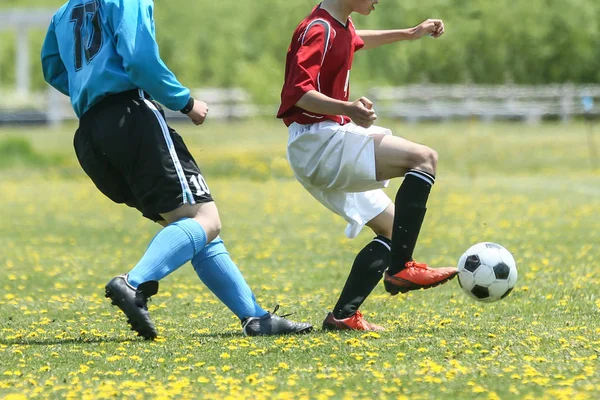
[143, 99, 195, 205]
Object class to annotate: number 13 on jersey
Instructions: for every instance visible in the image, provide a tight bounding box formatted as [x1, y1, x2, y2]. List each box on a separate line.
[71, 0, 103, 71]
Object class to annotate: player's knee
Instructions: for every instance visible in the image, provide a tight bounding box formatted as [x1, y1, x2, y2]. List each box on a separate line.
[212, 221, 222, 238]
[413, 146, 438, 175]
[428, 148, 439, 173]
[209, 222, 222, 243]
[194, 215, 221, 242]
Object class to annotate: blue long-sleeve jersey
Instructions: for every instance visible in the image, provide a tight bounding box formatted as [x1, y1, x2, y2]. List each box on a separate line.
[41, 0, 191, 118]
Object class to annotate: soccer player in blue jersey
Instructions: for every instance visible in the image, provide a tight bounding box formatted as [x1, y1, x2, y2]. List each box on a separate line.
[41, 0, 311, 339]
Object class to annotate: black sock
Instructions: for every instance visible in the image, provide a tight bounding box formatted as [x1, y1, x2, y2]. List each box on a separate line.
[388, 169, 435, 276]
[333, 236, 391, 320]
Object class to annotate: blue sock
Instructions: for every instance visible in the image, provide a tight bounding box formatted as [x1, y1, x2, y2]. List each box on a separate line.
[127, 218, 207, 287]
[192, 237, 267, 320]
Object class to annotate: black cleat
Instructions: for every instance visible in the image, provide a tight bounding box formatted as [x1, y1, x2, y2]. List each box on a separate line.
[105, 275, 159, 340]
[241, 305, 313, 336]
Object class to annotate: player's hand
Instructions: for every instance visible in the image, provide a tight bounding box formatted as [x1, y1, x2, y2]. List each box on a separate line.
[186, 99, 209, 125]
[413, 19, 445, 39]
[346, 97, 377, 128]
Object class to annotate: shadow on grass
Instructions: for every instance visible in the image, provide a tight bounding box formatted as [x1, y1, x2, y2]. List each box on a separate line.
[0, 336, 138, 346]
[191, 331, 320, 340]
[190, 332, 244, 340]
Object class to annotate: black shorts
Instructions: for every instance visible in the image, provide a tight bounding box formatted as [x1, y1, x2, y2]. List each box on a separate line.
[74, 89, 213, 221]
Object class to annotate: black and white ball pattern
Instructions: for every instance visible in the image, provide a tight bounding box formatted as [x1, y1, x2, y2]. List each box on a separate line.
[457, 242, 518, 302]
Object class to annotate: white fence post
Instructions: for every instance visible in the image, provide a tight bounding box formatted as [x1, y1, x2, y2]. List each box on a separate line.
[560, 84, 574, 124]
[15, 26, 30, 96]
[46, 88, 63, 127]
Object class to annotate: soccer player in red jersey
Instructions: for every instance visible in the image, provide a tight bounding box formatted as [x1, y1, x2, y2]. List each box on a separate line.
[278, 0, 457, 331]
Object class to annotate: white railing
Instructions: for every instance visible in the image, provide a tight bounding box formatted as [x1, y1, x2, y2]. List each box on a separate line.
[368, 84, 600, 123]
[43, 87, 275, 126]
[1, 11, 599, 125]
[1, 84, 600, 125]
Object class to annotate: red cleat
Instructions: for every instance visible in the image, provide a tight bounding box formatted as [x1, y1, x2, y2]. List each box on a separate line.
[384, 260, 458, 295]
[322, 311, 385, 331]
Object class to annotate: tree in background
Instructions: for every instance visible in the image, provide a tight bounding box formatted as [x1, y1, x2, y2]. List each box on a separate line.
[0, 0, 599, 103]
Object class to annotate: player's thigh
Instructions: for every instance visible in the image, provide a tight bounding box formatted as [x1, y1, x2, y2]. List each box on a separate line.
[160, 201, 221, 242]
[288, 122, 388, 193]
[372, 134, 438, 181]
[125, 100, 216, 225]
[73, 118, 137, 209]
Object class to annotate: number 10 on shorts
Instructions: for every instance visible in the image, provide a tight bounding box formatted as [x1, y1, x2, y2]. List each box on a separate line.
[190, 174, 210, 196]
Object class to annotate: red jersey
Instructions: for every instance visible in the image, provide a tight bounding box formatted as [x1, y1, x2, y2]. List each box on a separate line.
[277, 5, 364, 127]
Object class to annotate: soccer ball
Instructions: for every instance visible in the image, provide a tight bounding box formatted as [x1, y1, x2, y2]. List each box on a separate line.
[457, 242, 518, 302]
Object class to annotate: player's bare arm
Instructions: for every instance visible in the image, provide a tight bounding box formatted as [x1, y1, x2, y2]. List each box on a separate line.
[296, 90, 377, 128]
[357, 19, 445, 50]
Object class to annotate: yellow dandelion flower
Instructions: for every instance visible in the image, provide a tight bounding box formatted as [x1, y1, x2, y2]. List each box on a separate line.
[278, 362, 289, 370]
[472, 385, 487, 393]
[361, 332, 380, 339]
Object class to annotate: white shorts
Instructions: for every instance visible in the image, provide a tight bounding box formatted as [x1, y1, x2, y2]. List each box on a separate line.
[287, 120, 393, 239]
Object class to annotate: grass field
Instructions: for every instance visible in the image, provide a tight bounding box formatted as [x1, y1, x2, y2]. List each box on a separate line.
[0, 119, 599, 399]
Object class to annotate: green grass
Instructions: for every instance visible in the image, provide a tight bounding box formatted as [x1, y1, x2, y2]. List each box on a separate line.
[0, 120, 599, 399]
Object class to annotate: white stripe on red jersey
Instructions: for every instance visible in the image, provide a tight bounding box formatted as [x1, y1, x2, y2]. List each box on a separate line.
[277, 5, 364, 127]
